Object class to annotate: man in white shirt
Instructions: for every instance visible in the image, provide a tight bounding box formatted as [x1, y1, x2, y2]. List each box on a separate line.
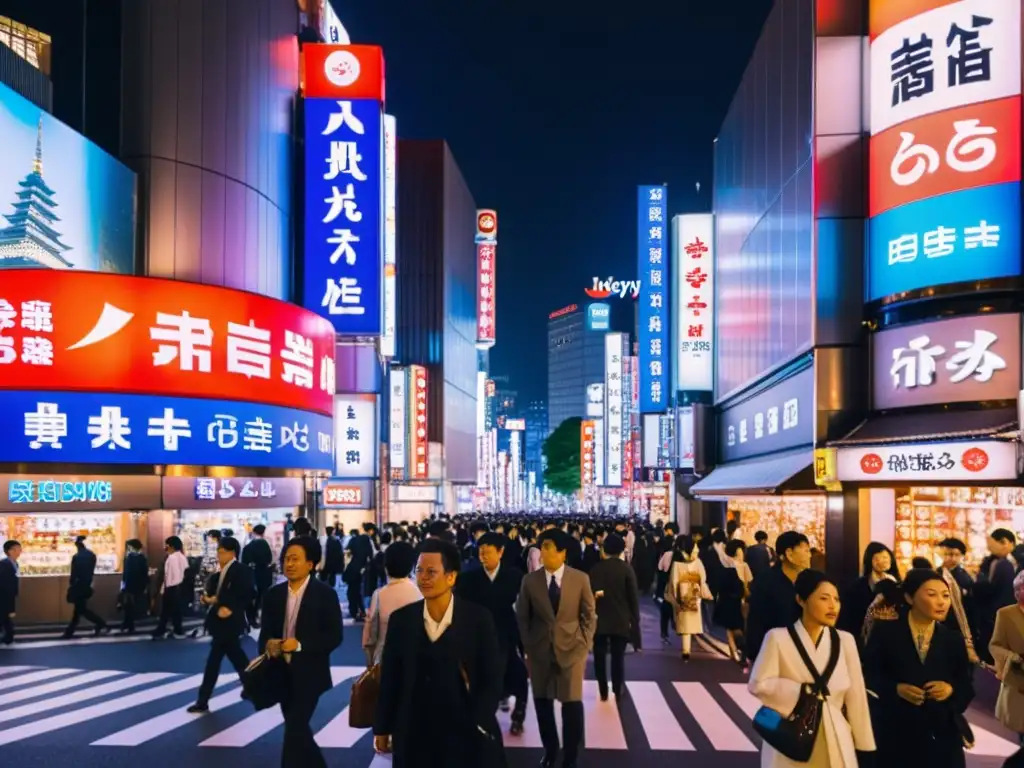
[153, 536, 189, 638]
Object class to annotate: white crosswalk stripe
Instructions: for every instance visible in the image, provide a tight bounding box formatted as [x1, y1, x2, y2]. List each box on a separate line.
[0, 664, 1017, 758]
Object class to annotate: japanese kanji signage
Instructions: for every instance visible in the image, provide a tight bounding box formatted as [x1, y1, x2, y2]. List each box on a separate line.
[836, 440, 1017, 482]
[869, 0, 1021, 136]
[302, 45, 384, 334]
[382, 113, 397, 357]
[0, 475, 161, 513]
[409, 365, 429, 479]
[476, 239, 497, 347]
[672, 214, 715, 393]
[388, 367, 407, 481]
[162, 476, 305, 510]
[872, 312, 1021, 410]
[720, 366, 814, 463]
[0, 270, 336, 415]
[322, 480, 373, 509]
[604, 332, 625, 486]
[638, 185, 668, 413]
[0, 391, 334, 469]
[333, 394, 378, 478]
[580, 419, 596, 489]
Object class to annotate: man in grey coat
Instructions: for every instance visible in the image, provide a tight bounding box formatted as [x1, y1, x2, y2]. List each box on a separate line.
[516, 528, 596, 768]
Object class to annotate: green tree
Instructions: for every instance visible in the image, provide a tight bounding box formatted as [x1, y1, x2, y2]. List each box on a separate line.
[542, 417, 582, 495]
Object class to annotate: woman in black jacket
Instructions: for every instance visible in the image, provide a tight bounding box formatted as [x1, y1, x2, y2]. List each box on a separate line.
[839, 541, 901, 644]
[864, 568, 975, 767]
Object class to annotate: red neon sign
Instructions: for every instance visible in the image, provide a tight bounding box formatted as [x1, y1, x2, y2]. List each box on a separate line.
[302, 44, 385, 102]
[476, 244, 496, 346]
[410, 365, 429, 479]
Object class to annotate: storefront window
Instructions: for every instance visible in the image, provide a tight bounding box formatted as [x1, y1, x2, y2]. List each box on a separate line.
[0, 513, 128, 575]
[727, 496, 827, 554]
[0, 17, 51, 75]
[896, 487, 1024, 574]
[176, 509, 291, 560]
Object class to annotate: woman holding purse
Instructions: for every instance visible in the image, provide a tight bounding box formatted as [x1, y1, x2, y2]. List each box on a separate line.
[990, 570, 1024, 765]
[666, 535, 712, 661]
[748, 569, 875, 767]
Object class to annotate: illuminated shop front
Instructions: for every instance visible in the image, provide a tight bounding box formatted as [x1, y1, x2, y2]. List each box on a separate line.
[726, 495, 827, 554]
[321, 479, 377, 529]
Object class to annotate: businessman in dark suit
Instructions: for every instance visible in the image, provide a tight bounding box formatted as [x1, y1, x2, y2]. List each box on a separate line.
[457, 531, 529, 733]
[188, 536, 253, 713]
[587, 533, 641, 700]
[242, 524, 274, 628]
[260, 536, 343, 768]
[0, 540, 20, 645]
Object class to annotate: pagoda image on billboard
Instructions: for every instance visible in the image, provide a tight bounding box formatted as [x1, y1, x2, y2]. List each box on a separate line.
[0, 116, 73, 269]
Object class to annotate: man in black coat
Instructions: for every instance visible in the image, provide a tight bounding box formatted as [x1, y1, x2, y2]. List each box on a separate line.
[0, 540, 20, 645]
[320, 526, 344, 587]
[745, 530, 810, 663]
[587, 534, 641, 700]
[62, 535, 109, 639]
[344, 526, 374, 620]
[119, 539, 149, 634]
[374, 538, 505, 767]
[260, 536, 343, 768]
[187, 536, 253, 713]
[457, 531, 528, 733]
[745, 530, 775, 583]
[242, 524, 274, 628]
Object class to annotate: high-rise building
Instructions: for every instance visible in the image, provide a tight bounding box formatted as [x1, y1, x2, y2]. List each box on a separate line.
[547, 303, 605, 435]
[524, 399, 548, 479]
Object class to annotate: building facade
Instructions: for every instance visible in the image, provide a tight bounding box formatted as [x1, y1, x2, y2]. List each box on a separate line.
[524, 399, 548, 480]
[547, 304, 605, 435]
[395, 139, 479, 487]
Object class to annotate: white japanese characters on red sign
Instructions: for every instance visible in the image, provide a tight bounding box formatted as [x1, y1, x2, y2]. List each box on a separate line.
[580, 420, 595, 487]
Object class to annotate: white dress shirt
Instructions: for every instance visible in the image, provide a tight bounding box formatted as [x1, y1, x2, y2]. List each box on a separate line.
[163, 551, 189, 590]
[423, 595, 455, 643]
[485, 563, 501, 582]
[284, 575, 311, 643]
[543, 563, 566, 588]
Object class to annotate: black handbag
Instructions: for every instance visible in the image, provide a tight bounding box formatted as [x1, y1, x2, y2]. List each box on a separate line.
[751, 625, 840, 762]
[239, 654, 279, 711]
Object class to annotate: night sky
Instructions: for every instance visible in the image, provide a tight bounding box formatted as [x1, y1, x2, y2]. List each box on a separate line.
[340, 0, 773, 403]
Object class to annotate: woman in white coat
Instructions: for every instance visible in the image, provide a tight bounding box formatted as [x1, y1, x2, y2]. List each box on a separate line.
[664, 534, 712, 661]
[749, 569, 876, 767]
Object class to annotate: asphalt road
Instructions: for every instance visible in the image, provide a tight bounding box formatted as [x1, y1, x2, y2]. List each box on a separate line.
[0, 601, 1017, 768]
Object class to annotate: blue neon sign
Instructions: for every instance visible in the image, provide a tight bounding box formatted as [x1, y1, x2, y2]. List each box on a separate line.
[587, 303, 610, 331]
[0, 391, 334, 470]
[638, 185, 668, 413]
[868, 182, 1022, 302]
[303, 97, 383, 334]
[8, 480, 113, 505]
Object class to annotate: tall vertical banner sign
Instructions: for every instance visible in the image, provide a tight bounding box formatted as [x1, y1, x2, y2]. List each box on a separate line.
[580, 420, 596, 497]
[408, 364, 428, 479]
[604, 332, 625, 487]
[388, 367, 407, 480]
[381, 113, 397, 356]
[867, 0, 1022, 303]
[302, 45, 385, 334]
[593, 418, 605, 486]
[672, 214, 715, 392]
[476, 210, 498, 347]
[638, 185, 668, 413]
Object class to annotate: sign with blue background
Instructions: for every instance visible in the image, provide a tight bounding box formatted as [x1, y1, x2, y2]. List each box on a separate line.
[0, 391, 334, 470]
[587, 302, 610, 331]
[304, 97, 383, 334]
[638, 185, 668, 413]
[868, 182, 1022, 302]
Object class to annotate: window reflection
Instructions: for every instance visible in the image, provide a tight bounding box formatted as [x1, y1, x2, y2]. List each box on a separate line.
[0, 17, 51, 75]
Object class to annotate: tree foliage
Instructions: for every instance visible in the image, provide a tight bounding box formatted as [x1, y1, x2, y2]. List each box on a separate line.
[542, 416, 582, 495]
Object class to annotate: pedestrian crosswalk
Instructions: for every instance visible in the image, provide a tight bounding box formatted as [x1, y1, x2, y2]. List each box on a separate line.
[0, 664, 1018, 759]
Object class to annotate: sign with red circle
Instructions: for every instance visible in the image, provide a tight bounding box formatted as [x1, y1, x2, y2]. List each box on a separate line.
[837, 441, 1015, 482]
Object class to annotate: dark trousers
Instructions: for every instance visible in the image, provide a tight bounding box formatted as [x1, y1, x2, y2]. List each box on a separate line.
[66, 597, 106, 634]
[659, 598, 673, 638]
[535, 698, 584, 763]
[280, 692, 326, 768]
[121, 590, 145, 631]
[197, 636, 250, 704]
[345, 578, 364, 618]
[247, 580, 270, 627]
[593, 634, 627, 696]
[1, 612, 13, 644]
[501, 643, 528, 719]
[154, 584, 184, 635]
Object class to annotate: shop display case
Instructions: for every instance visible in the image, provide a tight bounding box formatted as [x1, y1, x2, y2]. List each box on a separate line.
[895, 487, 1024, 574]
[176, 509, 290, 560]
[0, 513, 129, 575]
[727, 495, 827, 553]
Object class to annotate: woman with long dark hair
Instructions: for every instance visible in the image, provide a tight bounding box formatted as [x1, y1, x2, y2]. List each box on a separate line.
[839, 542, 901, 644]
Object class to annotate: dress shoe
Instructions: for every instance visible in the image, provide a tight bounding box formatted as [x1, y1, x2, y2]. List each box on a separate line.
[539, 754, 557, 768]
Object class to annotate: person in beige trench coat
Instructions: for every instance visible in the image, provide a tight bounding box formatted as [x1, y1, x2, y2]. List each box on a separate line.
[989, 571, 1024, 751]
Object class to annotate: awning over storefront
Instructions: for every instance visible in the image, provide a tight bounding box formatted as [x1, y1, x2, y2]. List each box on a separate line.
[829, 408, 1017, 447]
[690, 447, 813, 497]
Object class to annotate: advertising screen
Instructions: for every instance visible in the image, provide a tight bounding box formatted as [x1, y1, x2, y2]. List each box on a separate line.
[672, 214, 715, 393]
[302, 45, 384, 334]
[0, 391, 333, 470]
[637, 185, 668, 413]
[333, 394, 378, 478]
[586, 303, 610, 331]
[0, 82, 136, 274]
[0, 270, 336, 415]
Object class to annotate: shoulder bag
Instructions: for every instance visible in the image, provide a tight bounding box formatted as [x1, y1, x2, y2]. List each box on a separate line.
[349, 594, 382, 729]
[751, 625, 840, 762]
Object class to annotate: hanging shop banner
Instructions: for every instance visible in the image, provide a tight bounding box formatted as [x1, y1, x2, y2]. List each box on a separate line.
[867, 181, 1022, 302]
[409, 365, 429, 479]
[0, 391, 334, 470]
[476, 240, 497, 347]
[872, 312, 1021, 410]
[333, 394, 378, 478]
[162, 476, 305, 510]
[605, 332, 625, 486]
[593, 417, 605, 486]
[638, 185, 667, 412]
[869, 0, 1021, 136]
[869, 96, 1021, 218]
[475, 209, 497, 244]
[837, 440, 1017, 482]
[381, 113, 397, 357]
[0, 270, 336, 415]
[1, 475, 161, 513]
[672, 213, 715, 393]
[302, 45, 384, 334]
[580, 420, 596, 489]
[720, 366, 815, 463]
[322, 479, 374, 509]
[388, 367, 407, 481]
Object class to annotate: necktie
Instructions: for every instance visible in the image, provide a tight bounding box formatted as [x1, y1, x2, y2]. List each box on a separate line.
[548, 573, 561, 614]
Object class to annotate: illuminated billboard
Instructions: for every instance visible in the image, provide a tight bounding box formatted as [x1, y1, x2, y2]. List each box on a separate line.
[672, 214, 715, 393]
[587, 303, 610, 331]
[637, 185, 668, 412]
[382, 113, 397, 356]
[476, 209, 497, 347]
[604, 332, 625, 486]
